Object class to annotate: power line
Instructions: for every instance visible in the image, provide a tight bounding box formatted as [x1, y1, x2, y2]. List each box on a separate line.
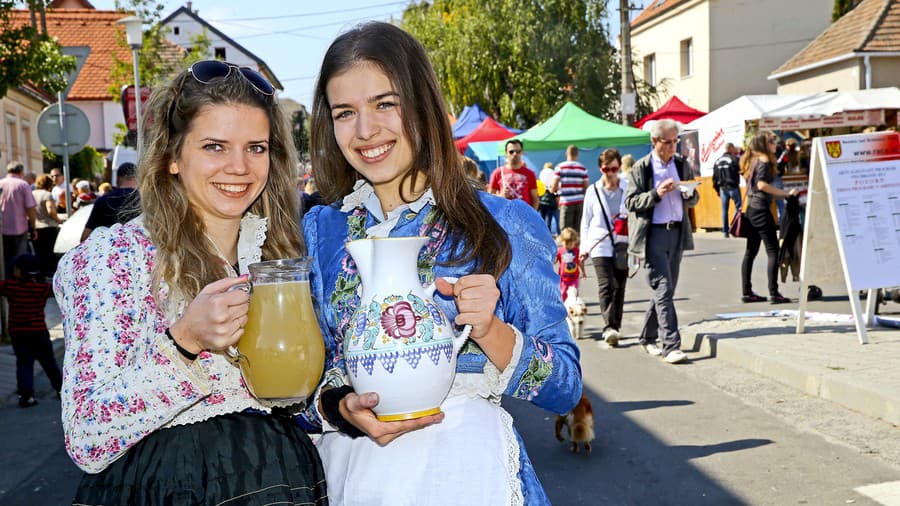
[227, 11, 404, 40]
[203, 1, 408, 22]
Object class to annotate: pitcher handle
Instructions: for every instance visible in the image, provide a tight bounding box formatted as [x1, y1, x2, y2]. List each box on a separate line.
[425, 276, 471, 355]
[225, 280, 252, 365]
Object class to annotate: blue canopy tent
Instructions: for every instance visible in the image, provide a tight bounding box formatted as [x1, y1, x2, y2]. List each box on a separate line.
[452, 103, 523, 139]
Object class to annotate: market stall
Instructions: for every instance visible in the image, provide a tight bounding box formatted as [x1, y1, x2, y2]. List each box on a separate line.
[685, 87, 900, 230]
[455, 117, 518, 154]
[503, 102, 651, 181]
[634, 95, 706, 129]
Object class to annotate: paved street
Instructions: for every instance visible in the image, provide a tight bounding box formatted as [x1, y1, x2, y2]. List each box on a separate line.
[1, 232, 899, 505]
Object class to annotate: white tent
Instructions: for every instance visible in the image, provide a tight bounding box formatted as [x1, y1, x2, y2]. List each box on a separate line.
[686, 88, 900, 176]
[686, 94, 800, 176]
[759, 87, 900, 129]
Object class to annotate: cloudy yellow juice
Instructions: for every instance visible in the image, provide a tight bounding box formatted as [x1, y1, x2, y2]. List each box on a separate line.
[238, 280, 325, 401]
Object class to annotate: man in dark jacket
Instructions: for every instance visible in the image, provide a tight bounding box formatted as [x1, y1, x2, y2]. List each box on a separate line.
[713, 143, 741, 237]
[625, 119, 699, 364]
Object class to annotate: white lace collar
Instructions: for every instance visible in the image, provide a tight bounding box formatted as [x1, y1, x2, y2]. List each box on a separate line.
[340, 180, 435, 238]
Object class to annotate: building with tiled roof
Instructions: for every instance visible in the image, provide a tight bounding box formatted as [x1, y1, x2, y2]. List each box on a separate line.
[160, 4, 283, 91]
[629, 0, 833, 112]
[2, 0, 282, 166]
[5, 4, 137, 155]
[769, 0, 900, 94]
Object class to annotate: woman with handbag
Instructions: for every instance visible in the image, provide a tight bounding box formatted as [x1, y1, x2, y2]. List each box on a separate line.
[740, 133, 796, 304]
[580, 148, 629, 346]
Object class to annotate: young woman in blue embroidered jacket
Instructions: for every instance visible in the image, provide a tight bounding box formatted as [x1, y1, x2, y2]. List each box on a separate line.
[304, 22, 582, 505]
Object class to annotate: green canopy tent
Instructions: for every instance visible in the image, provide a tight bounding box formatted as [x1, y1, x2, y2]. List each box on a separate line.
[498, 102, 651, 180]
[508, 102, 650, 150]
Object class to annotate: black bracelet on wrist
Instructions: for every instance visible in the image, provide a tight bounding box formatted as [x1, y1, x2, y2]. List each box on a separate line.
[320, 385, 365, 438]
[165, 328, 199, 361]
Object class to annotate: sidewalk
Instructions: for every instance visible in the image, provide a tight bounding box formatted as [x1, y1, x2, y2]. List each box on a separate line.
[679, 316, 900, 426]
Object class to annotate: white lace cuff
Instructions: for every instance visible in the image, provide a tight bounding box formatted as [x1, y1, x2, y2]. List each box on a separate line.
[449, 323, 524, 404]
[159, 337, 213, 394]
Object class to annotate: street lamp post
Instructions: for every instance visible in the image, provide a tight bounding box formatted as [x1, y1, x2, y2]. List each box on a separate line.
[117, 15, 144, 156]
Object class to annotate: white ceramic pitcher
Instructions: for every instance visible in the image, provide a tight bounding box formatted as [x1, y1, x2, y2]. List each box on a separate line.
[344, 236, 470, 421]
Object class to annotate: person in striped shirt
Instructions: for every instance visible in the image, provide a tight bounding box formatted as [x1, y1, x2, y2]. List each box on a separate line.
[552, 145, 590, 231]
[0, 254, 61, 408]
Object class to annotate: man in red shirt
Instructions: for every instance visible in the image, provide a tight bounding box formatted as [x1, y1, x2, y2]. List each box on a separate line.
[489, 140, 538, 209]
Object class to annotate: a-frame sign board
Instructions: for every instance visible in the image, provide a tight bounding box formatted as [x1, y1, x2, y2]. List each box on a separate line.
[797, 131, 900, 344]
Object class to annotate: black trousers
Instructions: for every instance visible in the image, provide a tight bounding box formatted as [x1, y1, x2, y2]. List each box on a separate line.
[591, 256, 627, 332]
[33, 227, 59, 278]
[640, 225, 684, 355]
[742, 206, 779, 296]
[11, 329, 62, 397]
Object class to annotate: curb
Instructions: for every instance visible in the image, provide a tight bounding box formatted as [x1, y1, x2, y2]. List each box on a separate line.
[684, 328, 900, 427]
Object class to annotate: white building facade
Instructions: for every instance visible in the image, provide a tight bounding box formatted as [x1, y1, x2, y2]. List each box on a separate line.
[630, 0, 833, 112]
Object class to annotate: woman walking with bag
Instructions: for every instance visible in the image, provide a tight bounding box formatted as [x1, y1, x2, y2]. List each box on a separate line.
[740, 133, 795, 304]
[580, 149, 629, 346]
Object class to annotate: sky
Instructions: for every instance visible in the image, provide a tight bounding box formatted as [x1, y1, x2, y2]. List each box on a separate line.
[91, 1, 629, 109]
[91, 1, 412, 108]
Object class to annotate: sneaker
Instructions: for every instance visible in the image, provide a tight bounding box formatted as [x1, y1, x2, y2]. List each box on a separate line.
[664, 350, 688, 364]
[18, 396, 38, 408]
[742, 293, 766, 303]
[602, 329, 620, 347]
[641, 342, 662, 356]
[770, 293, 791, 304]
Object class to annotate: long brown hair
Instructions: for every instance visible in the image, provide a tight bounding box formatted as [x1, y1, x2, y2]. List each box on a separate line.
[140, 63, 303, 305]
[740, 132, 777, 180]
[310, 22, 511, 277]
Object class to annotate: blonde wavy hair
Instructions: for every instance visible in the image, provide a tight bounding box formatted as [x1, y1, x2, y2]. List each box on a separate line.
[139, 65, 303, 306]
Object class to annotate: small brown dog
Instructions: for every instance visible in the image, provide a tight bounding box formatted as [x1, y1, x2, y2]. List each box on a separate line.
[554, 394, 595, 453]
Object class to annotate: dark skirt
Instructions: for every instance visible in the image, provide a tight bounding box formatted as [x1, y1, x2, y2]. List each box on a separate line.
[73, 411, 327, 506]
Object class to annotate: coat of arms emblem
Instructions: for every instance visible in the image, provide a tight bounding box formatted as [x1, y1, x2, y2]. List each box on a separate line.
[825, 141, 842, 158]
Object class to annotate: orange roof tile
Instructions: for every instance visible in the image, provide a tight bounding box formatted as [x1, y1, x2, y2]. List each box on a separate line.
[772, 0, 900, 76]
[11, 8, 133, 101]
[631, 0, 692, 29]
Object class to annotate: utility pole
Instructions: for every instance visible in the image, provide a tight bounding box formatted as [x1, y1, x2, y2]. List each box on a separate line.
[620, 0, 636, 126]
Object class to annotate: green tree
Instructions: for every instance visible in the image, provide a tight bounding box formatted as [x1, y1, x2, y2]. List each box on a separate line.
[400, 0, 621, 127]
[832, 0, 860, 21]
[43, 144, 104, 181]
[0, 0, 75, 99]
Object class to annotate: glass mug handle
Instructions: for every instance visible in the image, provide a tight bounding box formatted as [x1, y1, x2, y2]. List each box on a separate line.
[225, 280, 252, 365]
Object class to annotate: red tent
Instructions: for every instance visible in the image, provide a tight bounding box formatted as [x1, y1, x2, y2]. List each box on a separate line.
[634, 95, 706, 129]
[455, 117, 518, 154]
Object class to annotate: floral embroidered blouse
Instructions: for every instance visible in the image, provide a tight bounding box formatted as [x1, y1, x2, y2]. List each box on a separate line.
[303, 182, 582, 503]
[53, 215, 273, 474]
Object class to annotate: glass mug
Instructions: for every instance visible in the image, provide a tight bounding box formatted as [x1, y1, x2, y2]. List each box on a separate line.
[227, 258, 325, 403]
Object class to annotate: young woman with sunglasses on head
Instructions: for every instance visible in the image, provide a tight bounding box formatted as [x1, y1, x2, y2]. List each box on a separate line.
[580, 149, 629, 347]
[53, 61, 327, 505]
[304, 22, 581, 505]
[739, 132, 796, 304]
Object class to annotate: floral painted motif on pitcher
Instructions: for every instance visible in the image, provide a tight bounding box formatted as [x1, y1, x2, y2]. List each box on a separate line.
[344, 237, 469, 421]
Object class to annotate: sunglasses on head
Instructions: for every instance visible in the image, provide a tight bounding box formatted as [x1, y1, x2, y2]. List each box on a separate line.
[188, 60, 275, 96]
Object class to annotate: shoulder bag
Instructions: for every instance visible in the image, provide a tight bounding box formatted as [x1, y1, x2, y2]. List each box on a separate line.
[728, 169, 753, 238]
[594, 184, 629, 271]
